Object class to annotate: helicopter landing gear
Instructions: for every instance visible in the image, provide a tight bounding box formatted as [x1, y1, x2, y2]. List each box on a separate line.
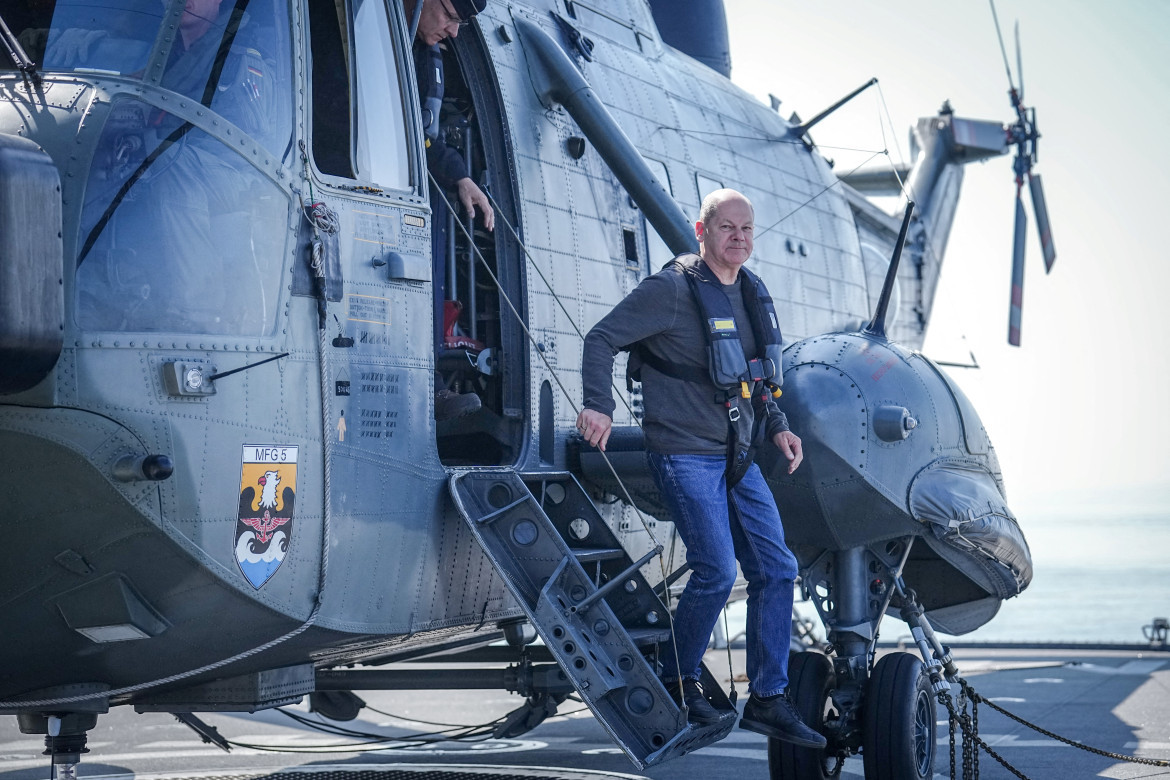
[767, 651, 843, 779]
[861, 652, 936, 780]
[16, 712, 97, 780]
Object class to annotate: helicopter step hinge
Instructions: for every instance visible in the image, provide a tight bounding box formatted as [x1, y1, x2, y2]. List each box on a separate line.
[448, 468, 734, 769]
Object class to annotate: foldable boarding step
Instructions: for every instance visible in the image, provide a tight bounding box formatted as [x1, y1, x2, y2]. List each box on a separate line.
[572, 547, 626, 564]
[449, 468, 735, 769]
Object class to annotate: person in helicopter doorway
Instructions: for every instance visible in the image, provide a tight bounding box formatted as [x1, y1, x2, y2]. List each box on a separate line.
[405, 0, 495, 421]
[578, 189, 826, 748]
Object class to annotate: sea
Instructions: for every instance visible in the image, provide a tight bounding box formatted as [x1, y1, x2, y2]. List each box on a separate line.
[947, 504, 1170, 644]
[727, 502, 1170, 646]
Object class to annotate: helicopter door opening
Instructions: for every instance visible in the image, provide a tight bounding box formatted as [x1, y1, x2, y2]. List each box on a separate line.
[431, 30, 525, 467]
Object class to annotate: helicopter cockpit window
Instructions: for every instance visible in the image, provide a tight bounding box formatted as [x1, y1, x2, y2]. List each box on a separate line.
[75, 98, 291, 336]
[307, 0, 356, 179]
[307, 0, 411, 189]
[695, 173, 723, 201]
[60, 0, 296, 336]
[7, 0, 294, 160]
[7, 1, 161, 76]
[157, 0, 295, 160]
[643, 158, 674, 271]
[352, 0, 410, 189]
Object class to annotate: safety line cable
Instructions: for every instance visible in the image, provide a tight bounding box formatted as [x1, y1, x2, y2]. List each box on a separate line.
[754, 148, 886, 241]
[0, 167, 338, 713]
[480, 185, 700, 704]
[481, 189, 688, 685]
[649, 123, 888, 152]
[873, 80, 986, 350]
[278, 707, 497, 740]
[482, 189, 645, 428]
[432, 176, 662, 550]
[220, 698, 593, 754]
[362, 701, 590, 728]
[225, 718, 500, 753]
[430, 176, 686, 697]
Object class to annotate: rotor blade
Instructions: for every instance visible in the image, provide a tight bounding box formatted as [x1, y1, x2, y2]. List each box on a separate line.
[1008, 190, 1027, 346]
[989, 0, 1016, 92]
[1029, 173, 1056, 272]
[1015, 21, 1024, 103]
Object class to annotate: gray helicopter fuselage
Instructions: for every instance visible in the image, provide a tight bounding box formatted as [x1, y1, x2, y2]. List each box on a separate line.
[0, 0, 1018, 710]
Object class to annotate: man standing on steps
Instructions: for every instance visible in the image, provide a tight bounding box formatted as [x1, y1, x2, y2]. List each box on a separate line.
[577, 189, 825, 749]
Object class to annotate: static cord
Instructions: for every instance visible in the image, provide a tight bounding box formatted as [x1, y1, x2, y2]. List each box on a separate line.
[362, 702, 590, 728]
[0, 233, 335, 713]
[430, 176, 663, 550]
[279, 707, 494, 739]
[431, 177, 685, 687]
[0, 601, 323, 708]
[480, 189, 684, 668]
[754, 149, 885, 242]
[482, 189, 645, 428]
[875, 82, 914, 200]
[217, 706, 511, 752]
[721, 605, 736, 704]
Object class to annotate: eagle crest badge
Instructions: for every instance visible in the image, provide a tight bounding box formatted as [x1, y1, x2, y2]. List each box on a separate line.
[235, 445, 298, 589]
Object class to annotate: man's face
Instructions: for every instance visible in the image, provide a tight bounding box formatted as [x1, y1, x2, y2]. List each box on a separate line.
[415, 0, 464, 46]
[181, 0, 221, 27]
[174, 0, 221, 43]
[697, 196, 754, 273]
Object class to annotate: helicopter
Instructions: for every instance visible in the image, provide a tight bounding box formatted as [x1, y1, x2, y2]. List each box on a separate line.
[0, 0, 1043, 778]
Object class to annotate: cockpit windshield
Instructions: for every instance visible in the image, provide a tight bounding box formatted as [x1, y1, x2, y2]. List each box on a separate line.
[14, 0, 303, 337]
[5, 1, 164, 77]
[5, 1, 294, 152]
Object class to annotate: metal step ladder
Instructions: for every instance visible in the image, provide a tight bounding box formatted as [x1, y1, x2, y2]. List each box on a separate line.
[449, 468, 735, 768]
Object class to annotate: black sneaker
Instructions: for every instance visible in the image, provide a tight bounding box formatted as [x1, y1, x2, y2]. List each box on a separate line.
[664, 678, 725, 725]
[739, 692, 827, 748]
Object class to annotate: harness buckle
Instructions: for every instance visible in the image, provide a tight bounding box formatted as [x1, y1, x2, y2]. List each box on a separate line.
[727, 404, 741, 422]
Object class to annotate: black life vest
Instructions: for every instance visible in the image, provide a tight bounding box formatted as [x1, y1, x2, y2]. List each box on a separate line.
[415, 43, 444, 143]
[633, 253, 784, 487]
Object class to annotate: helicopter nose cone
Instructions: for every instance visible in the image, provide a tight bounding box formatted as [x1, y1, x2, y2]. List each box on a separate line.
[765, 331, 994, 548]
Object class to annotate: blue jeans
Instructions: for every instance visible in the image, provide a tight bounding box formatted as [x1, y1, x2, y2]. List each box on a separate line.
[648, 453, 799, 697]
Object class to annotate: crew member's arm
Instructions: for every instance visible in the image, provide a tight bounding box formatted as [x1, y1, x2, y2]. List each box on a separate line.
[456, 177, 494, 231]
[427, 141, 494, 230]
[762, 394, 802, 474]
[579, 274, 678, 451]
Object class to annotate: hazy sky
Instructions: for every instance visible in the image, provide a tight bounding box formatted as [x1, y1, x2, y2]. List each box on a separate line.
[724, 0, 1170, 511]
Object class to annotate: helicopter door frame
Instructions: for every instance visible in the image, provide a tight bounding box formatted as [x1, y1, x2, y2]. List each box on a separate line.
[302, 0, 426, 196]
[431, 27, 529, 467]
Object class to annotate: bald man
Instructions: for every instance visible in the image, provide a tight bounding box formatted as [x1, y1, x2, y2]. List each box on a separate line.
[579, 190, 823, 748]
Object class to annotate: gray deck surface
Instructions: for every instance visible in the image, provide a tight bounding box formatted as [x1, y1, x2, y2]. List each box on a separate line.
[1, 647, 1167, 780]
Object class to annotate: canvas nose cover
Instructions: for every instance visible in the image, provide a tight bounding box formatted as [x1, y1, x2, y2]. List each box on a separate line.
[909, 460, 1033, 597]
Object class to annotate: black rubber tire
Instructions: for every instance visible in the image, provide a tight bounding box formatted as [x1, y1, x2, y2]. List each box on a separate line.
[862, 652, 936, 780]
[767, 651, 841, 779]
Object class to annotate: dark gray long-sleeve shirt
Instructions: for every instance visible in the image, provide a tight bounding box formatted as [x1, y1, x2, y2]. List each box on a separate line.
[582, 257, 789, 455]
